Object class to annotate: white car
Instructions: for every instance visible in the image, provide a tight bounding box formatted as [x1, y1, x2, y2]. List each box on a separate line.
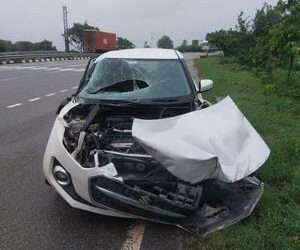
[43, 49, 270, 233]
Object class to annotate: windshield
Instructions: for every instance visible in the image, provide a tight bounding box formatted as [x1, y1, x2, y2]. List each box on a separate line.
[77, 58, 191, 101]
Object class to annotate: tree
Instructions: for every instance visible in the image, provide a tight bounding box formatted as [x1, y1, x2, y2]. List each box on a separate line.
[235, 11, 251, 33]
[14, 41, 34, 51]
[0, 39, 56, 52]
[205, 0, 299, 93]
[176, 45, 202, 53]
[0, 39, 12, 52]
[252, 3, 282, 37]
[144, 40, 150, 48]
[117, 37, 135, 50]
[181, 39, 188, 46]
[250, 3, 283, 67]
[34, 40, 56, 51]
[157, 35, 174, 49]
[269, 1, 300, 83]
[206, 29, 241, 56]
[67, 21, 99, 52]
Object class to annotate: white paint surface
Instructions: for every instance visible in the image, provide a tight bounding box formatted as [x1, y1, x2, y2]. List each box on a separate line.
[121, 221, 146, 250]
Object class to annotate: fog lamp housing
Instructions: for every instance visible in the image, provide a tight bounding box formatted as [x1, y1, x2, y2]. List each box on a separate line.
[53, 165, 71, 186]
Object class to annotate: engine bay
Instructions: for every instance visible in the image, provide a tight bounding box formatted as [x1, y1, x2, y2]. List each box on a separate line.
[63, 103, 206, 217]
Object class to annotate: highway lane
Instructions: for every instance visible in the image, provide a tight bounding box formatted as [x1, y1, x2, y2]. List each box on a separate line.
[0, 61, 86, 107]
[0, 59, 181, 250]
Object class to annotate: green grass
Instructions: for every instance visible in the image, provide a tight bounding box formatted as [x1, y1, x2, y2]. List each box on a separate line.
[183, 57, 300, 250]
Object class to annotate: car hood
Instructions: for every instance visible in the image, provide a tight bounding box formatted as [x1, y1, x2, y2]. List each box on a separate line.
[132, 96, 270, 183]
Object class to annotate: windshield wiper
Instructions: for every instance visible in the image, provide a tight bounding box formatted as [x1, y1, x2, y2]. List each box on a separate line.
[143, 97, 190, 104]
[88, 99, 146, 107]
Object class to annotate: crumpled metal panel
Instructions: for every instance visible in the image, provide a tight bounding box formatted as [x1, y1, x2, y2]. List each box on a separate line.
[132, 96, 270, 184]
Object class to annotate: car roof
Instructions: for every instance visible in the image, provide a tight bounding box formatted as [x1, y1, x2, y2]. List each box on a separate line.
[95, 48, 183, 62]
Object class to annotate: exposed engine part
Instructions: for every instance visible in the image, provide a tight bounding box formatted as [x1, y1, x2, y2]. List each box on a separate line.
[71, 131, 86, 158]
[63, 106, 204, 216]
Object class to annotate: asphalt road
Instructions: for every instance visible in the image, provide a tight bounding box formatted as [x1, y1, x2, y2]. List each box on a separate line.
[0, 59, 183, 250]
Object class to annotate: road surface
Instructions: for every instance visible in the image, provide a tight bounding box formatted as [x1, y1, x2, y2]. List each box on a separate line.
[0, 59, 183, 250]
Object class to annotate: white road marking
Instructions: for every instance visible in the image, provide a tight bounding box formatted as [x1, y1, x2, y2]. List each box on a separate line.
[28, 97, 41, 102]
[57, 68, 77, 72]
[74, 69, 85, 72]
[43, 67, 61, 71]
[28, 67, 47, 70]
[11, 66, 26, 69]
[16, 66, 36, 69]
[2, 81, 80, 110]
[67, 63, 87, 67]
[121, 221, 146, 250]
[0, 77, 19, 82]
[6, 103, 23, 109]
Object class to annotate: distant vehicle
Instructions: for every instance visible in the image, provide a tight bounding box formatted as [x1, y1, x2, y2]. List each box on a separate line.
[43, 48, 269, 234]
[83, 30, 116, 53]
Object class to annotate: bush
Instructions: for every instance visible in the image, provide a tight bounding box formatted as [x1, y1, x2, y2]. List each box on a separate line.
[176, 45, 202, 52]
[0, 38, 56, 52]
[0, 39, 11, 52]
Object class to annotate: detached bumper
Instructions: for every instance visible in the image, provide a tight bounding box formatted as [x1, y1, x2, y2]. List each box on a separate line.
[178, 179, 264, 234]
[90, 174, 264, 234]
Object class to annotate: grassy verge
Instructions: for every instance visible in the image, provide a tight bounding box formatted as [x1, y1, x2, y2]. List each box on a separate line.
[183, 57, 300, 250]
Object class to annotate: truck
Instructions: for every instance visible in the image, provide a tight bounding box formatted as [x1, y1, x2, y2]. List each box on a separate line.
[83, 30, 116, 53]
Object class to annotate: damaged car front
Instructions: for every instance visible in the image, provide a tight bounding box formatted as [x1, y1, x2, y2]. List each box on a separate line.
[43, 49, 270, 234]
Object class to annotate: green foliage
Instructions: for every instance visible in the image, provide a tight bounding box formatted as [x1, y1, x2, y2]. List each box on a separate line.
[206, 29, 249, 57]
[67, 21, 99, 52]
[181, 39, 188, 46]
[143, 41, 150, 48]
[117, 37, 135, 50]
[157, 35, 174, 49]
[35, 40, 56, 51]
[252, 3, 282, 37]
[0, 39, 11, 52]
[269, 1, 300, 84]
[206, 0, 299, 95]
[176, 44, 202, 52]
[0, 39, 56, 52]
[184, 57, 300, 250]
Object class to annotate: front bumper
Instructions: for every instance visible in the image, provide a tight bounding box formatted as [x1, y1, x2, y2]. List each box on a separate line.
[43, 103, 264, 233]
[43, 113, 137, 219]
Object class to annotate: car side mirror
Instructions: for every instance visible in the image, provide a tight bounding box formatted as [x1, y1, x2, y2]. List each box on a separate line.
[199, 79, 213, 92]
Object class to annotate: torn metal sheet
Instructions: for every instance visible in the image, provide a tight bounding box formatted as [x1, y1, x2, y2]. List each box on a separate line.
[132, 96, 270, 184]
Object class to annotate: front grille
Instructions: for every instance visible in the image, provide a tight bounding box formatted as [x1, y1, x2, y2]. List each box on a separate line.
[90, 176, 202, 222]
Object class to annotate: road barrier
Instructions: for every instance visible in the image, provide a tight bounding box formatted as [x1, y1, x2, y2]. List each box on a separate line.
[0, 51, 98, 64]
[0, 51, 224, 65]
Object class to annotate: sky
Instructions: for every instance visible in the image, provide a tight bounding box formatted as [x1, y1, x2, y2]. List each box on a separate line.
[0, 0, 279, 51]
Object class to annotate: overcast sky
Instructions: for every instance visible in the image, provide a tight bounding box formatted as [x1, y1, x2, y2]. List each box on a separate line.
[0, 0, 279, 50]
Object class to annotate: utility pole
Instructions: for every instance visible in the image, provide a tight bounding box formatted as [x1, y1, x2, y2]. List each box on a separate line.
[63, 6, 69, 52]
